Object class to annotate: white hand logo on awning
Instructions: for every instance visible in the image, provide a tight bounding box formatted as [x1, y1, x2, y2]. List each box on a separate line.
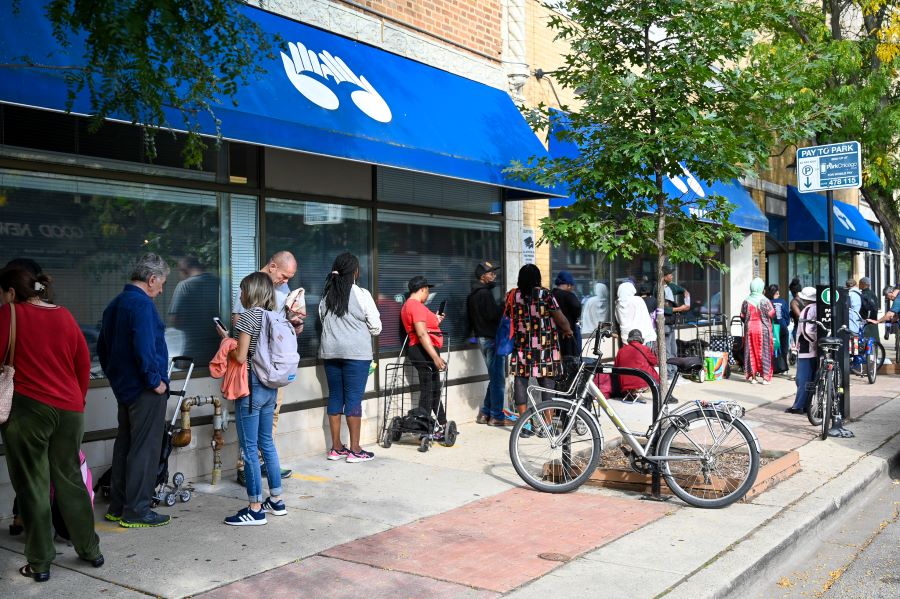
[668, 166, 706, 197]
[833, 204, 855, 231]
[281, 41, 392, 123]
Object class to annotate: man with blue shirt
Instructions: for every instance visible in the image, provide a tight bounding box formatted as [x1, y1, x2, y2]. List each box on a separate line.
[98, 253, 171, 528]
[867, 286, 900, 333]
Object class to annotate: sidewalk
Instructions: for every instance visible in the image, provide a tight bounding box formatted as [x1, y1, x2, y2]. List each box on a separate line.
[0, 373, 898, 598]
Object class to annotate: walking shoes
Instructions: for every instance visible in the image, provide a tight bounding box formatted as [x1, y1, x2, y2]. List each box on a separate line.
[119, 511, 171, 528]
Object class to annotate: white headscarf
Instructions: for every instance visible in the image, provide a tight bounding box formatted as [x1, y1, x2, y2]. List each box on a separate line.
[616, 281, 656, 344]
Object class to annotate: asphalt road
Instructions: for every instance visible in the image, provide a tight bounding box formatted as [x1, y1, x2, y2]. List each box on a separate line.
[745, 463, 899, 599]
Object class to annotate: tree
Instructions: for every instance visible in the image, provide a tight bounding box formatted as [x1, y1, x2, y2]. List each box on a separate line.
[770, 0, 900, 280]
[510, 0, 838, 394]
[7, 0, 276, 167]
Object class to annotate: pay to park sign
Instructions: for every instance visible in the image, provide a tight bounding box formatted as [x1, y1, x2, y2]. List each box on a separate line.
[796, 141, 862, 193]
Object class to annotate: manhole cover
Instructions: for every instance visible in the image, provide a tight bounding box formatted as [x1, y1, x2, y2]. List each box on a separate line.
[537, 553, 571, 562]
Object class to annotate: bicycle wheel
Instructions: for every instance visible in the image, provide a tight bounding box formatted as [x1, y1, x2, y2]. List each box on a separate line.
[866, 350, 878, 384]
[821, 369, 834, 440]
[807, 371, 825, 426]
[658, 409, 760, 508]
[508, 399, 601, 493]
[875, 342, 886, 370]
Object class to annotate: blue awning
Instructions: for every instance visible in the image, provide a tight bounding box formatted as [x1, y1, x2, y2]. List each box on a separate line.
[787, 186, 882, 251]
[0, 2, 553, 199]
[547, 114, 769, 232]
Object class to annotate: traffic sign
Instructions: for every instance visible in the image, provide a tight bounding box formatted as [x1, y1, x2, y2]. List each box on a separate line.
[796, 141, 862, 193]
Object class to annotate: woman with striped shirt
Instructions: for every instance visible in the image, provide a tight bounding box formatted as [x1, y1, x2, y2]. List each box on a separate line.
[223, 272, 286, 526]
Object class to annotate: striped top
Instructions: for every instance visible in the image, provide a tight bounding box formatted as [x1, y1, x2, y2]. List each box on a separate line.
[234, 307, 264, 370]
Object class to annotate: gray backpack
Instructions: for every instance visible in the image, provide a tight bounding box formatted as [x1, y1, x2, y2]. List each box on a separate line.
[251, 309, 299, 388]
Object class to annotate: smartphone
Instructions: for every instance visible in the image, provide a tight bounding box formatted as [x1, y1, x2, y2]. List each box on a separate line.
[213, 317, 228, 333]
[438, 300, 447, 316]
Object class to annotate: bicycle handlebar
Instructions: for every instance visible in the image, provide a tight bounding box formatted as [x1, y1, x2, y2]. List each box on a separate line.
[798, 318, 849, 334]
[591, 324, 614, 356]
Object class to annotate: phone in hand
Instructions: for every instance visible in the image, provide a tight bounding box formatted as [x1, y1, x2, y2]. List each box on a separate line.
[438, 300, 447, 316]
[213, 317, 228, 333]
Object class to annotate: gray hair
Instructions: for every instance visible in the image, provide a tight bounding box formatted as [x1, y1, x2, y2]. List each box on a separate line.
[627, 329, 644, 344]
[130, 253, 170, 283]
[859, 277, 871, 286]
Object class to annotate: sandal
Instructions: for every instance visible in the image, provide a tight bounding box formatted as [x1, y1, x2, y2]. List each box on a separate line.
[19, 564, 50, 582]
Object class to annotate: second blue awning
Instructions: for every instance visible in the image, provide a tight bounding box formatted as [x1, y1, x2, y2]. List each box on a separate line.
[0, 1, 554, 199]
[547, 115, 769, 232]
[787, 186, 882, 251]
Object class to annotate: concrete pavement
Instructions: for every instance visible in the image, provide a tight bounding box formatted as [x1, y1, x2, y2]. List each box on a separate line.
[0, 373, 898, 598]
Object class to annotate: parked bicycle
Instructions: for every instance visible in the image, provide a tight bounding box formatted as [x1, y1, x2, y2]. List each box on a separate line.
[801, 318, 849, 440]
[508, 325, 761, 509]
[847, 309, 886, 384]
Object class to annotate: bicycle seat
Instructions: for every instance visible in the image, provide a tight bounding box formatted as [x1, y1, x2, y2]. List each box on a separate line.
[667, 356, 704, 374]
[818, 337, 843, 347]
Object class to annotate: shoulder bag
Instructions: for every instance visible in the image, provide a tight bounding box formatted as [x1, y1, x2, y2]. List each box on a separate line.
[495, 290, 516, 357]
[0, 304, 17, 424]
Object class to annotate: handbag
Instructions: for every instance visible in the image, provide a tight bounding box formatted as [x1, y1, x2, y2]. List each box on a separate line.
[495, 290, 515, 357]
[0, 303, 17, 425]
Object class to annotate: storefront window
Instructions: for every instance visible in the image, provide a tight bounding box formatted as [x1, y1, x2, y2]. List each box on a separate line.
[376, 210, 502, 352]
[551, 242, 612, 332]
[0, 169, 221, 377]
[790, 250, 853, 288]
[264, 199, 371, 359]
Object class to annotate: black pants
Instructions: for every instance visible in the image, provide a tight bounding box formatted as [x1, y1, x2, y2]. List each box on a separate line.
[513, 376, 556, 406]
[408, 344, 446, 425]
[110, 390, 167, 520]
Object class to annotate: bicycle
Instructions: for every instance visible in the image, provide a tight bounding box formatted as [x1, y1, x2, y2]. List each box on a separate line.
[801, 318, 848, 440]
[847, 309, 885, 385]
[507, 325, 761, 509]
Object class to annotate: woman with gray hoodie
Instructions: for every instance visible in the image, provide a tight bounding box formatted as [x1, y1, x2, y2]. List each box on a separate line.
[319, 253, 382, 462]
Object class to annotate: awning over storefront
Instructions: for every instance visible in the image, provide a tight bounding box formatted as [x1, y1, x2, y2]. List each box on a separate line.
[787, 186, 882, 251]
[0, 2, 554, 199]
[547, 115, 769, 232]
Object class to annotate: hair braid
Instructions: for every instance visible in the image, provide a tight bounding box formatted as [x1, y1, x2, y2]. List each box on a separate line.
[322, 253, 360, 317]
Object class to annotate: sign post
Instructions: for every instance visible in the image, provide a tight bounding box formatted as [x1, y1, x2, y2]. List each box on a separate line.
[797, 141, 862, 423]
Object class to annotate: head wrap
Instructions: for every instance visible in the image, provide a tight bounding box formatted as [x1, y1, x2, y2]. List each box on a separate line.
[747, 277, 765, 307]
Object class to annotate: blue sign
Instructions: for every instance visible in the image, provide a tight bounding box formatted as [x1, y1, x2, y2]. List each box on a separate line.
[796, 142, 862, 192]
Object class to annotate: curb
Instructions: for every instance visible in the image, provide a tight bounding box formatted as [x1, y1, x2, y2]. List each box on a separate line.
[661, 426, 900, 599]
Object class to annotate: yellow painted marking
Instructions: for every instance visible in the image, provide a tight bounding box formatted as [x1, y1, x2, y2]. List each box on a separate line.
[95, 521, 127, 533]
[290, 473, 330, 483]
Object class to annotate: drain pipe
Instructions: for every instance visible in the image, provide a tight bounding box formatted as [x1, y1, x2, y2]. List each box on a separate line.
[171, 395, 229, 486]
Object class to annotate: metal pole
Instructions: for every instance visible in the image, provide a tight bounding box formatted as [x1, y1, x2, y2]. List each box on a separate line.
[827, 189, 837, 335]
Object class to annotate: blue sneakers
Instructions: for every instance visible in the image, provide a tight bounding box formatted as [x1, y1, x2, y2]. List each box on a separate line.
[224, 507, 267, 526]
[261, 497, 287, 516]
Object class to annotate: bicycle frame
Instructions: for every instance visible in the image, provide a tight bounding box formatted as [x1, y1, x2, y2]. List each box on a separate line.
[525, 360, 751, 464]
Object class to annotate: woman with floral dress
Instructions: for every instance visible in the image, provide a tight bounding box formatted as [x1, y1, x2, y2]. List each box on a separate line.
[508, 264, 574, 416]
[740, 278, 776, 384]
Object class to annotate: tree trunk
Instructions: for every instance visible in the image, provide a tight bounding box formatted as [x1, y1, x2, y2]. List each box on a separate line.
[656, 190, 669, 399]
[861, 186, 900, 283]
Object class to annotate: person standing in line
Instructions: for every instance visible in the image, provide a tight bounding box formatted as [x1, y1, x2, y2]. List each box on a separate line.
[787, 287, 818, 414]
[765, 284, 790, 375]
[866, 286, 900, 335]
[0, 268, 103, 582]
[319, 253, 382, 462]
[232, 251, 300, 484]
[789, 277, 804, 342]
[857, 277, 880, 339]
[637, 283, 658, 324]
[552, 270, 582, 357]
[740, 278, 775, 384]
[615, 281, 656, 348]
[97, 253, 171, 528]
[223, 272, 286, 525]
[467, 260, 508, 426]
[846, 278, 865, 374]
[509, 265, 573, 417]
[659, 265, 689, 380]
[401, 276, 448, 431]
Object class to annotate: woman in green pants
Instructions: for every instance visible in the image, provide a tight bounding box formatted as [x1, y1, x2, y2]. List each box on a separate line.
[0, 267, 103, 582]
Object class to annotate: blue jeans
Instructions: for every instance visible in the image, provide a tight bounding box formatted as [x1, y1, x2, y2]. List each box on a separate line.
[324, 359, 370, 417]
[792, 358, 818, 411]
[478, 337, 507, 420]
[234, 371, 282, 503]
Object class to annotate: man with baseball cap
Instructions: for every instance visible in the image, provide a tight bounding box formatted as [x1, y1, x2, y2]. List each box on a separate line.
[467, 260, 508, 426]
[658, 264, 690, 380]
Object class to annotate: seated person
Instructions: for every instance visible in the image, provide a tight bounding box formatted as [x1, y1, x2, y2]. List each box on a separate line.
[614, 329, 660, 403]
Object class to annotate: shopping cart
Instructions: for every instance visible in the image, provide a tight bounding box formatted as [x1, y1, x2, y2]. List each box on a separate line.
[379, 338, 458, 453]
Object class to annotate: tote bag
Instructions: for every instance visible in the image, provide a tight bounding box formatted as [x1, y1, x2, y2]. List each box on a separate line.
[0, 304, 17, 424]
[495, 291, 515, 357]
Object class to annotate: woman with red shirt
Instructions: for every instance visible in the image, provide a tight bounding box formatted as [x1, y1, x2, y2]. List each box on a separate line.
[401, 275, 447, 428]
[0, 268, 103, 582]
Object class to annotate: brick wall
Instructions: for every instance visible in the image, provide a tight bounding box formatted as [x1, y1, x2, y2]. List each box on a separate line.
[337, 0, 502, 60]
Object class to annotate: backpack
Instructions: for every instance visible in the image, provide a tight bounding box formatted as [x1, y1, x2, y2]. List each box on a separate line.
[860, 290, 878, 321]
[251, 309, 300, 388]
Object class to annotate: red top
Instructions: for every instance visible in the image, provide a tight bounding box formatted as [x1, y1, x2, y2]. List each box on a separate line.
[400, 298, 443, 348]
[614, 341, 660, 393]
[0, 302, 90, 412]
